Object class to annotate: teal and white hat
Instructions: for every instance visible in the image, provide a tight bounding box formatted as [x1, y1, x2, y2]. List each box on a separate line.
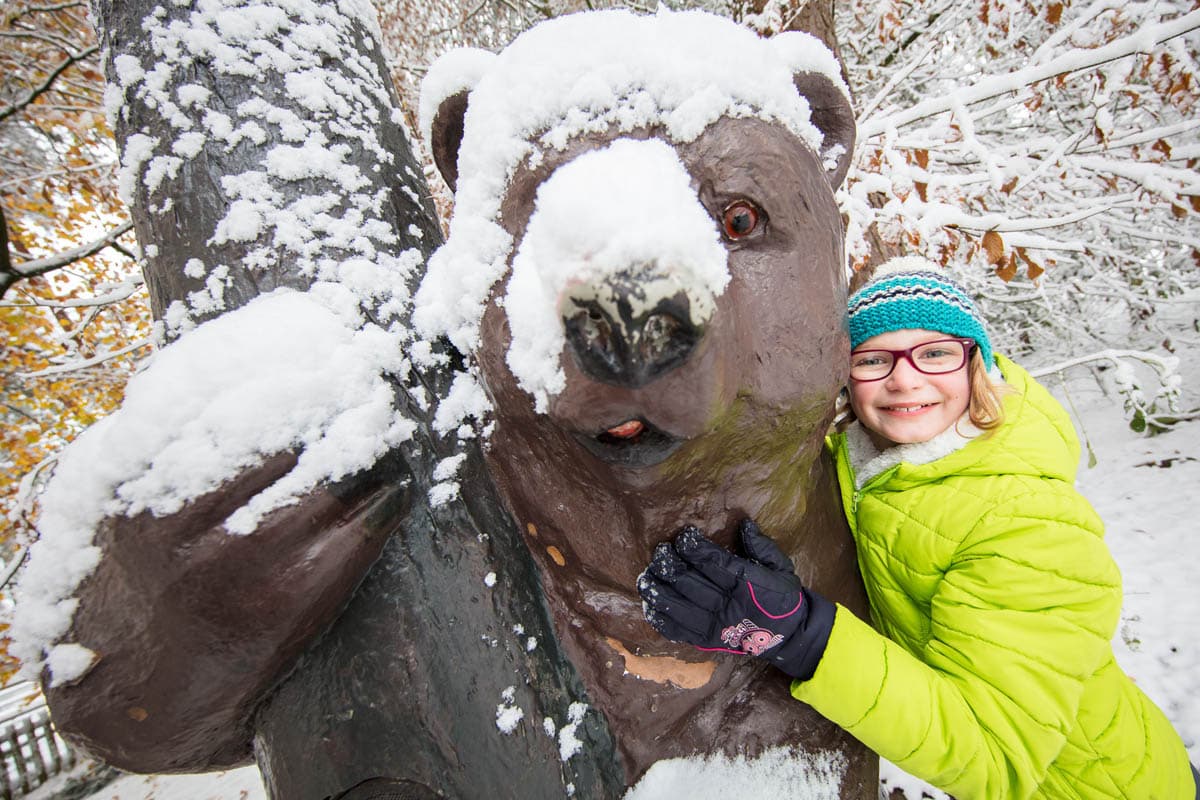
[847, 256, 993, 368]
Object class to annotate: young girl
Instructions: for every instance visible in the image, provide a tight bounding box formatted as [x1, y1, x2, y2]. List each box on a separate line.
[639, 257, 1196, 799]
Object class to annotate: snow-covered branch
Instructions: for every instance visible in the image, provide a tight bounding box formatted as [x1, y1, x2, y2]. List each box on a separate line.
[1, 220, 135, 296]
[17, 337, 151, 378]
[860, 10, 1200, 137]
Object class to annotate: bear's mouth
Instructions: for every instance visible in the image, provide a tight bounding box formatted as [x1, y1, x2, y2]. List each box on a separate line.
[575, 417, 681, 468]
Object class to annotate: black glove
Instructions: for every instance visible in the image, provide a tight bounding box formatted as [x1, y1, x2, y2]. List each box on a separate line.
[637, 519, 835, 681]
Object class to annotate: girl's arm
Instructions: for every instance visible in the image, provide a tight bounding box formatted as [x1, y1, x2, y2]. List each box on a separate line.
[792, 489, 1120, 799]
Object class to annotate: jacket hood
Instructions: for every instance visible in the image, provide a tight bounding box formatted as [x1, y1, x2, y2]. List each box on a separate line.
[842, 355, 1081, 490]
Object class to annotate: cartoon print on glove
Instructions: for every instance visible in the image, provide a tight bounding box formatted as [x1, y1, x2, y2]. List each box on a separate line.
[721, 619, 784, 655]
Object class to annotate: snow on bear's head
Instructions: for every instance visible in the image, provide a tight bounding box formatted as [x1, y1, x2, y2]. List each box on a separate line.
[414, 8, 855, 471]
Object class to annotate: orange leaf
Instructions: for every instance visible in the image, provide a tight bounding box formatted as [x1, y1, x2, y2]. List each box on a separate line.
[915, 182, 928, 202]
[1172, 203, 1188, 219]
[1001, 176, 1019, 194]
[1016, 247, 1045, 280]
[982, 231, 1005, 265]
[995, 253, 1018, 282]
[1190, 196, 1200, 213]
[914, 149, 930, 169]
[1047, 2, 1064, 24]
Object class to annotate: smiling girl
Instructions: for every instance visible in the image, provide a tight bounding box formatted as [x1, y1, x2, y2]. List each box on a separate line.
[639, 257, 1195, 799]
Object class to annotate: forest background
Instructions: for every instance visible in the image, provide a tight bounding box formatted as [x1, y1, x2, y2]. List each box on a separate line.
[1, 0, 1198, 689]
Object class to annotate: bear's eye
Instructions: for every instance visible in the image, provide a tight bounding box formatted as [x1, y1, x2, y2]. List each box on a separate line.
[722, 201, 762, 240]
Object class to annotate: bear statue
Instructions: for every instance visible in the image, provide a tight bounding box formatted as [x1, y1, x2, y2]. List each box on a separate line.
[14, 8, 876, 800]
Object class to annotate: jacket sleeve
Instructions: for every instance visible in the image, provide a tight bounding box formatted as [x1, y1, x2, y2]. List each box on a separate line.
[791, 487, 1121, 800]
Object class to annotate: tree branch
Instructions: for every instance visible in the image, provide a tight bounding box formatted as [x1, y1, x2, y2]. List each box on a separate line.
[1, 219, 135, 297]
[0, 42, 100, 125]
[0, 204, 12, 285]
[18, 337, 151, 378]
[7, 2, 86, 23]
[860, 10, 1200, 137]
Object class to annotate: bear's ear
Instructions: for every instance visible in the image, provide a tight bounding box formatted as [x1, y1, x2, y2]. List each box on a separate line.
[768, 32, 856, 190]
[429, 91, 469, 193]
[792, 71, 856, 190]
[419, 48, 496, 194]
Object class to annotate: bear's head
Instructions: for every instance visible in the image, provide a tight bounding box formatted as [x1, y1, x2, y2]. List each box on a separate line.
[414, 7, 859, 715]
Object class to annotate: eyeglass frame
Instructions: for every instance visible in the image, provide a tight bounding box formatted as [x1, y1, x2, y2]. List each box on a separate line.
[849, 337, 976, 382]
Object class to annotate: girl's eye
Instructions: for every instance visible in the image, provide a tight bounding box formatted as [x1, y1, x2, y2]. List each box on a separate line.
[918, 348, 954, 360]
[722, 201, 762, 240]
[852, 354, 887, 367]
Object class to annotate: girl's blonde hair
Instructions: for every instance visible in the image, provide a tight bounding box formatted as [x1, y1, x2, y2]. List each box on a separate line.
[966, 347, 1005, 431]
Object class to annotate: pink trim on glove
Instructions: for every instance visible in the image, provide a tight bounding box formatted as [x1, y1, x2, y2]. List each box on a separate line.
[747, 581, 802, 619]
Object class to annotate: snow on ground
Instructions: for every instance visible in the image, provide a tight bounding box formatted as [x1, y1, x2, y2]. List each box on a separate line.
[42, 350, 1199, 798]
[26, 763, 266, 800]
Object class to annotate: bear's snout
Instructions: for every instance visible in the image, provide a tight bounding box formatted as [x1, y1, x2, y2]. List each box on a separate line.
[563, 282, 702, 388]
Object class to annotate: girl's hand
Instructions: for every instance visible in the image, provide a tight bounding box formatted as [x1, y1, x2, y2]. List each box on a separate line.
[637, 518, 836, 680]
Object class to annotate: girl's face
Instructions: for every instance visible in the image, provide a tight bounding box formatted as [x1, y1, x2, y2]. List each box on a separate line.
[848, 328, 971, 448]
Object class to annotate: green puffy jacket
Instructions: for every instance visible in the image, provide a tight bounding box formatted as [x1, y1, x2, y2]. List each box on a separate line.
[793, 355, 1192, 799]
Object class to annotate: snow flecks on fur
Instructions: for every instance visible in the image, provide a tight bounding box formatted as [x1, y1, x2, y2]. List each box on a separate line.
[557, 702, 589, 761]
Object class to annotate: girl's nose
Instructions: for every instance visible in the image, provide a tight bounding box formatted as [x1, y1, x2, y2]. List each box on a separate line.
[884, 356, 924, 390]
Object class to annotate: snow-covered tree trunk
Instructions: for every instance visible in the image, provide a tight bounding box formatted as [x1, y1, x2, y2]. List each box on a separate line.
[23, 1, 623, 797]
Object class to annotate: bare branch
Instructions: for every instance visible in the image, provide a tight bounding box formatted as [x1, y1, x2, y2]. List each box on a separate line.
[0, 29, 77, 56]
[18, 336, 151, 378]
[6, 2, 86, 22]
[0, 547, 29, 592]
[1, 273, 145, 309]
[0, 42, 100, 125]
[1, 219, 135, 297]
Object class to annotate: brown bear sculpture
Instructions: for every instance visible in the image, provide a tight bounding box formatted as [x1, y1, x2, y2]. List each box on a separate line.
[412, 9, 874, 795]
[15, 8, 875, 800]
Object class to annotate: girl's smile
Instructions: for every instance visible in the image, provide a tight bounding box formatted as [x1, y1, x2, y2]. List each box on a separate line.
[848, 328, 971, 448]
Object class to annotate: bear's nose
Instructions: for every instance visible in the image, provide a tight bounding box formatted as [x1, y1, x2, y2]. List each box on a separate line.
[563, 292, 702, 388]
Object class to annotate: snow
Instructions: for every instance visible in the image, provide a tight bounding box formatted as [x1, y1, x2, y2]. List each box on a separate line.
[504, 137, 728, 411]
[557, 702, 589, 761]
[25, 765, 267, 800]
[12, 286, 419, 684]
[495, 686, 525, 734]
[625, 745, 847, 799]
[413, 8, 846, 418]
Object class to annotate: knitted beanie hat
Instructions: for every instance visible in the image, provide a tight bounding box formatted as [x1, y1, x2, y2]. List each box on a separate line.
[847, 256, 994, 369]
